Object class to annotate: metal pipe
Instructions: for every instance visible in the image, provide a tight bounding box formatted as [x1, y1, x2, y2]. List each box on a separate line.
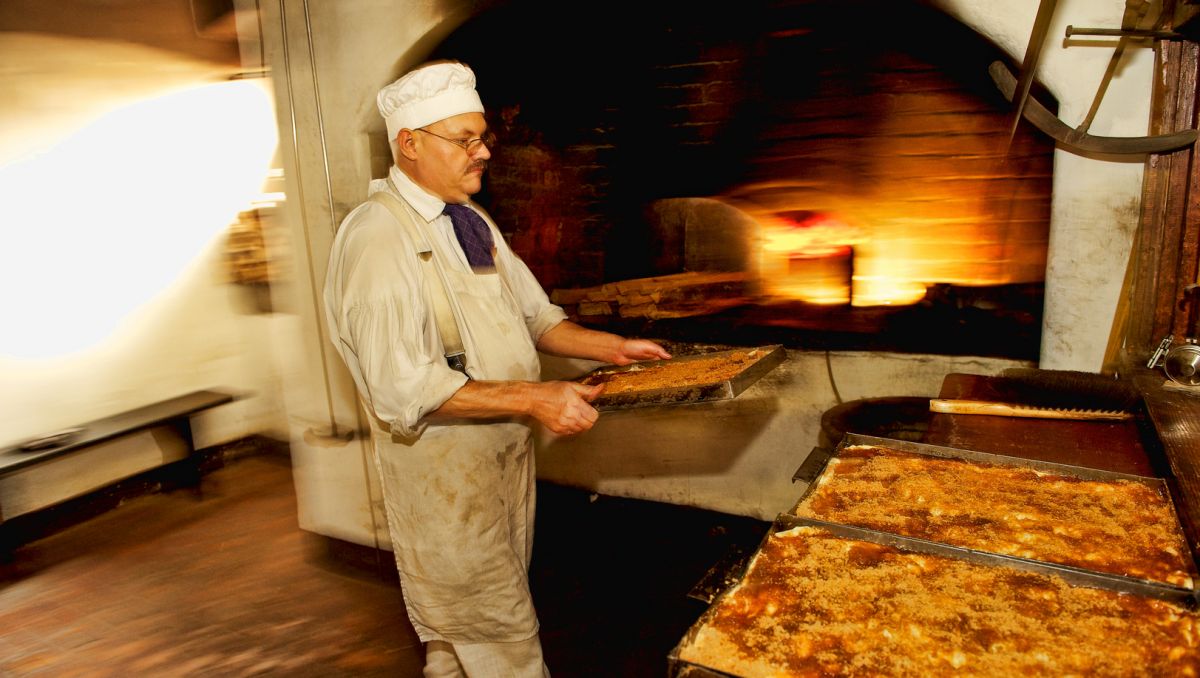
[254, 0, 266, 73]
[287, 0, 383, 562]
[1066, 26, 1180, 40]
[276, 0, 341, 438]
[301, 0, 339, 239]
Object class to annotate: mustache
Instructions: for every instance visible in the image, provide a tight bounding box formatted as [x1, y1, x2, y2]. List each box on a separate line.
[469, 160, 488, 172]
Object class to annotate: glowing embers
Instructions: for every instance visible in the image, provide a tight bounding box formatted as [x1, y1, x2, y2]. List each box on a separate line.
[852, 272, 930, 307]
[758, 209, 935, 308]
[759, 210, 859, 306]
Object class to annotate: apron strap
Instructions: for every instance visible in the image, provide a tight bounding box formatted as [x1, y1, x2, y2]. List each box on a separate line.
[367, 190, 469, 375]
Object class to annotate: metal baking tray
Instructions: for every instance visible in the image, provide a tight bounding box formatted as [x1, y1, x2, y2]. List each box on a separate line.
[668, 517, 783, 678]
[781, 515, 1198, 606]
[668, 513, 1198, 678]
[793, 433, 1173, 487]
[668, 661, 739, 678]
[668, 664, 738, 678]
[578, 345, 785, 411]
[790, 433, 1199, 602]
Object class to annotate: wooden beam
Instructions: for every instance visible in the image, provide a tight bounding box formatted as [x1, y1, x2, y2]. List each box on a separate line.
[1127, 36, 1200, 356]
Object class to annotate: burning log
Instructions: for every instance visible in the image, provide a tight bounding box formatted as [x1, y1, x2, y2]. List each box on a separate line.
[551, 271, 750, 320]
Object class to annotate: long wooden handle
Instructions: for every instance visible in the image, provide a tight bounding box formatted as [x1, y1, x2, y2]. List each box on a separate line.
[929, 399, 1132, 421]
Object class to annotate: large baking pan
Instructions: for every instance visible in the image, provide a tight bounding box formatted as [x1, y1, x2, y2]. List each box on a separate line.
[669, 664, 738, 678]
[668, 516, 784, 678]
[781, 515, 1197, 606]
[667, 513, 1198, 678]
[793, 433, 1174, 486]
[579, 345, 786, 411]
[790, 433, 1199, 602]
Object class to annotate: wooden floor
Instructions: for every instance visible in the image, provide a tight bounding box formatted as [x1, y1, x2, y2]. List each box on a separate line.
[0, 450, 768, 677]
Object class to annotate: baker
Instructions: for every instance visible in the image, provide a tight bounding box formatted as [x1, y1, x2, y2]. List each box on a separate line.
[323, 60, 670, 677]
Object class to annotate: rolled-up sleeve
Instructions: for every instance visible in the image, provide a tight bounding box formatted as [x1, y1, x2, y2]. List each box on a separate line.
[326, 202, 468, 439]
[344, 299, 467, 439]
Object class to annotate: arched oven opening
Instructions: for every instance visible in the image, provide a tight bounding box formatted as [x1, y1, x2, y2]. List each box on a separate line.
[433, 0, 1055, 359]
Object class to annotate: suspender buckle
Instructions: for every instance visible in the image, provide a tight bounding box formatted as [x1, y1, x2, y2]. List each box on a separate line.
[446, 353, 469, 377]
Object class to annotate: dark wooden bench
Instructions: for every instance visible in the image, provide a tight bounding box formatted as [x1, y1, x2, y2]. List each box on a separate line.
[0, 390, 235, 522]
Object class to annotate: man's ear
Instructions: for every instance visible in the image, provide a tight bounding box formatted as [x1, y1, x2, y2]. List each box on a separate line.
[396, 129, 419, 161]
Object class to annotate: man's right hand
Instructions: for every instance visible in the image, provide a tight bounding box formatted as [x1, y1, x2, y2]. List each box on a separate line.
[429, 378, 603, 435]
[528, 381, 603, 435]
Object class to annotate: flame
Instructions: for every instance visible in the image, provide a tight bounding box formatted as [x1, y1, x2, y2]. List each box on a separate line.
[761, 212, 863, 253]
[739, 195, 1044, 307]
[852, 276, 929, 307]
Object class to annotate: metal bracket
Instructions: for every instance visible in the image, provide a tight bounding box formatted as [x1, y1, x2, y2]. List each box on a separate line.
[990, 61, 1198, 154]
[792, 446, 834, 484]
[1006, 0, 1060, 149]
[999, 0, 1197, 155]
[1066, 26, 1182, 40]
[1149, 334, 1175, 369]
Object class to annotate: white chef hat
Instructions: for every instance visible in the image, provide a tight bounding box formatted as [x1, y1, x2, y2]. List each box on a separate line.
[378, 61, 484, 143]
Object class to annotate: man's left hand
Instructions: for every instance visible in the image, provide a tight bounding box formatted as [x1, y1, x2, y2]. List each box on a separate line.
[612, 339, 671, 366]
[535, 321, 672, 367]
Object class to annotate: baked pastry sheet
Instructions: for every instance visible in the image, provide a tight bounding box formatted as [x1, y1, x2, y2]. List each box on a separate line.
[670, 435, 1200, 676]
[793, 434, 1197, 593]
[576, 345, 785, 410]
[671, 521, 1199, 677]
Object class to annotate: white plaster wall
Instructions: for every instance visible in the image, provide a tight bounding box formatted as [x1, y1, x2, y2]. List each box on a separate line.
[269, 0, 1155, 533]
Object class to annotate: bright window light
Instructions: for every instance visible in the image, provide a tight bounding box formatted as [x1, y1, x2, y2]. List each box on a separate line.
[0, 80, 278, 359]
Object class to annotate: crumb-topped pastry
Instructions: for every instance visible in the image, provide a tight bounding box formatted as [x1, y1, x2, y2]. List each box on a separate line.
[675, 526, 1199, 677]
[792, 445, 1196, 588]
[580, 349, 767, 395]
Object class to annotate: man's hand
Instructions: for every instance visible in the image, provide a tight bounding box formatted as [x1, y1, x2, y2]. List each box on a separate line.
[536, 321, 671, 367]
[528, 381, 603, 435]
[611, 339, 672, 366]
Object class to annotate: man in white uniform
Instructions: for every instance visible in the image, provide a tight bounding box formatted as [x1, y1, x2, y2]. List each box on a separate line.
[323, 60, 670, 677]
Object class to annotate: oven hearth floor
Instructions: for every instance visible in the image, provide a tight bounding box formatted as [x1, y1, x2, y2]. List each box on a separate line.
[0, 448, 769, 677]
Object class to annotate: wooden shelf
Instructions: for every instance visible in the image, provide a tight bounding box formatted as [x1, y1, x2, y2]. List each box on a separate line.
[0, 390, 235, 475]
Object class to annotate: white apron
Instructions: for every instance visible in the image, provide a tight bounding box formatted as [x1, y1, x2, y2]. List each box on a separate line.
[368, 204, 544, 645]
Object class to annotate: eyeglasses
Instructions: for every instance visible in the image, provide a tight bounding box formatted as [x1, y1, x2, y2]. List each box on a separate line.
[414, 127, 497, 154]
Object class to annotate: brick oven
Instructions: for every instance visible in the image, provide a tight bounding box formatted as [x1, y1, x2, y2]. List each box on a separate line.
[432, 0, 1056, 359]
[272, 0, 1183, 535]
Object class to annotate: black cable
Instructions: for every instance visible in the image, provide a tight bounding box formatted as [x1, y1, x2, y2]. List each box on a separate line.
[825, 350, 843, 405]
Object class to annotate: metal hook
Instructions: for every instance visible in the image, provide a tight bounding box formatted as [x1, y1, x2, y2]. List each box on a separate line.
[990, 61, 1198, 154]
[998, 0, 1196, 155]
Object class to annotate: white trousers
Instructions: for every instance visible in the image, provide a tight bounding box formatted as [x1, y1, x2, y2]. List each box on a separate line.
[424, 638, 551, 678]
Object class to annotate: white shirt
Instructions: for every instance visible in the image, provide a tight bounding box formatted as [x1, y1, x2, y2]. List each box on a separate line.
[323, 166, 567, 438]
[385, 165, 478, 271]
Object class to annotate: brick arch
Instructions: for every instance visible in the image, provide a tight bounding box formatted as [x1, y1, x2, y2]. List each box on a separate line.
[432, 0, 1055, 358]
